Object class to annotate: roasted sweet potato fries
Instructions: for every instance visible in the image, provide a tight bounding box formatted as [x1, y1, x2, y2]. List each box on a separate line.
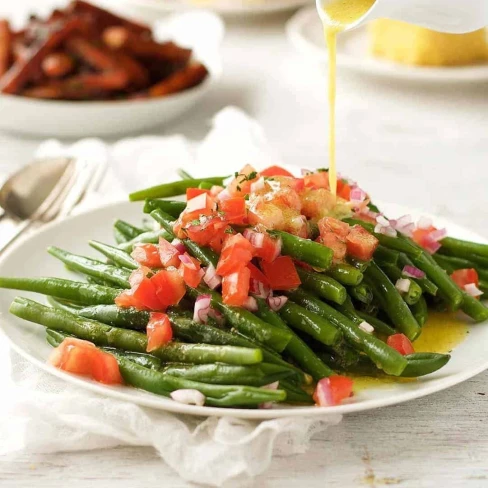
[0, 1, 208, 101]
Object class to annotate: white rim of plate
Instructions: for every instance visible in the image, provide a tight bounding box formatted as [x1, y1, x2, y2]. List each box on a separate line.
[0, 198, 487, 419]
[286, 7, 488, 83]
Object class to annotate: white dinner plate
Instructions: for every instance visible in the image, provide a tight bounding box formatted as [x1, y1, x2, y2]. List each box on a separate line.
[109, 0, 310, 17]
[0, 197, 487, 419]
[287, 7, 488, 84]
[0, 11, 223, 138]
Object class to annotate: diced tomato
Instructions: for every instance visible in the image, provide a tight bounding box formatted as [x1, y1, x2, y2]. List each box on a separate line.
[48, 338, 123, 385]
[451, 268, 479, 289]
[313, 376, 354, 407]
[179, 253, 203, 288]
[285, 213, 308, 238]
[210, 185, 224, 196]
[269, 176, 305, 193]
[247, 262, 270, 287]
[270, 189, 302, 213]
[252, 233, 282, 263]
[222, 267, 251, 306]
[412, 226, 439, 250]
[181, 195, 216, 226]
[185, 215, 227, 247]
[150, 269, 186, 308]
[220, 197, 247, 224]
[227, 164, 259, 196]
[248, 202, 285, 230]
[208, 226, 233, 253]
[116, 268, 161, 311]
[259, 165, 295, 177]
[300, 188, 337, 219]
[216, 233, 254, 276]
[353, 211, 377, 225]
[158, 237, 181, 268]
[387, 334, 415, 355]
[260, 256, 301, 290]
[146, 312, 173, 352]
[131, 243, 162, 268]
[336, 180, 351, 200]
[318, 233, 347, 261]
[318, 217, 350, 239]
[345, 225, 379, 261]
[186, 187, 210, 200]
[304, 171, 329, 190]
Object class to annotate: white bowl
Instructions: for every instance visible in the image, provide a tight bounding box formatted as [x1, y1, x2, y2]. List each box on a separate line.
[0, 11, 224, 138]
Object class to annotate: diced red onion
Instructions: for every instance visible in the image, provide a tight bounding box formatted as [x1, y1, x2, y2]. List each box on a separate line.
[271, 237, 282, 261]
[395, 278, 411, 293]
[358, 321, 374, 334]
[376, 215, 390, 227]
[243, 229, 265, 249]
[423, 235, 442, 254]
[250, 176, 265, 193]
[259, 381, 280, 409]
[392, 215, 415, 237]
[210, 185, 224, 196]
[375, 223, 398, 237]
[217, 189, 232, 201]
[170, 389, 206, 406]
[464, 283, 483, 297]
[315, 378, 333, 407]
[203, 264, 222, 290]
[243, 296, 258, 312]
[301, 168, 312, 176]
[171, 238, 186, 254]
[193, 295, 211, 323]
[417, 216, 433, 230]
[250, 279, 270, 299]
[267, 295, 288, 311]
[179, 253, 197, 270]
[402, 265, 425, 279]
[186, 193, 207, 213]
[208, 308, 225, 325]
[429, 228, 447, 242]
[350, 187, 367, 203]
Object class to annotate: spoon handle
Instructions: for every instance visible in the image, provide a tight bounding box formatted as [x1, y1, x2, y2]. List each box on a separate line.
[0, 219, 37, 256]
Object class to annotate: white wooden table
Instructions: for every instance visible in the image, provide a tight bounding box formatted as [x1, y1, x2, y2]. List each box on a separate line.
[1, 2, 488, 487]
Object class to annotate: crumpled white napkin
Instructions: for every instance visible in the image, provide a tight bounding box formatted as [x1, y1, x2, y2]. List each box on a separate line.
[0, 107, 342, 486]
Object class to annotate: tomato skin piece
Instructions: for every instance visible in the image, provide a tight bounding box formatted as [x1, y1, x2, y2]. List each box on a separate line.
[227, 164, 258, 196]
[150, 269, 186, 309]
[247, 262, 270, 287]
[222, 267, 251, 306]
[387, 334, 415, 355]
[179, 253, 203, 288]
[220, 197, 247, 224]
[318, 233, 347, 262]
[48, 338, 123, 385]
[131, 243, 162, 268]
[345, 225, 379, 261]
[146, 312, 173, 352]
[261, 256, 301, 290]
[186, 187, 210, 200]
[451, 268, 479, 289]
[304, 172, 329, 190]
[158, 237, 181, 268]
[259, 165, 294, 177]
[318, 216, 350, 239]
[313, 375, 354, 406]
[216, 234, 254, 276]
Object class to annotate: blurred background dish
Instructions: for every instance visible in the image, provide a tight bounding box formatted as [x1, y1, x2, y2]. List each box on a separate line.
[287, 7, 488, 83]
[0, 4, 223, 137]
[100, 0, 310, 19]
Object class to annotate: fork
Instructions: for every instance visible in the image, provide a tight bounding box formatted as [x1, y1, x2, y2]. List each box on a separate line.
[0, 158, 106, 256]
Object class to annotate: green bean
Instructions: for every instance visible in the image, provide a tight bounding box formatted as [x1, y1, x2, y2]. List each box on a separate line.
[10, 297, 263, 365]
[347, 256, 370, 273]
[398, 253, 438, 296]
[85, 275, 120, 288]
[460, 292, 488, 322]
[409, 251, 464, 310]
[357, 311, 396, 336]
[118, 229, 172, 253]
[296, 267, 346, 305]
[48, 247, 131, 289]
[409, 295, 428, 327]
[129, 176, 228, 201]
[379, 263, 422, 305]
[188, 287, 292, 353]
[114, 227, 128, 245]
[364, 262, 421, 340]
[47, 296, 83, 313]
[114, 355, 286, 408]
[143, 199, 186, 218]
[327, 263, 363, 286]
[177, 169, 194, 180]
[401, 353, 451, 377]
[279, 302, 342, 346]
[114, 220, 144, 241]
[268, 230, 333, 270]
[279, 379, 314, 404]
[89, 241, 139, 270]
[0, 277, 119, 305]
[198, 181, 214, 190]
[288, 289, 408, 376]
[349, 283, 373, 305]
[162, 362, 292, 386]
[374, 245, 400, 265]
[433, 253, 488, 280]
[440, 237, 488, 260]
[79, 304, 150, 330]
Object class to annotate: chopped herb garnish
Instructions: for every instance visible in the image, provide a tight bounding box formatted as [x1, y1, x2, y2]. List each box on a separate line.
[225, 228, 234, 234]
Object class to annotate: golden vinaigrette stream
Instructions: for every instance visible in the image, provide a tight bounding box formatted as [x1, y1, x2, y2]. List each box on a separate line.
[321, 0, 376, 195]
